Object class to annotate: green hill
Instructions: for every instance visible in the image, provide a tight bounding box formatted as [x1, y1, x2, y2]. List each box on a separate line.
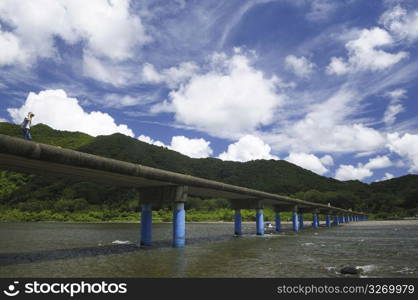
[0, 121, 417, 220]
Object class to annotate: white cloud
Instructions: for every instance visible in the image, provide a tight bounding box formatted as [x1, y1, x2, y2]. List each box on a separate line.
[0, 0, 150, 83]
[364, 155, 392, 169]
[101, 93, 154, 109]
[285, 152, 330, 175]
[0, 29, 27, 66]
[138, 134, 212, 158]
[383, 104, 404, 126]
[326, 27, 408, 75]
[170, 136, 213, 158]
[264, 89, 386, 153]
[7, 89, 134, 137]
[141, 61, 199, 88]
[335, 154, 392, 181]
[387, 132, 418, 172]
[104, 95, 139, 108]
[138, 134, 167, 147]
[0, 117, 8, 122]
[152, 51, 284, 139]
[306, 0, 337, 22]
[320, 154, 334, 166]
[284, 55, 315, 78]
[335, 164, 373, 181]
[326, 57, 350, 75]
[142, 63, 163, 84]
[218, 135, 278, 162]
[82, 51, 137, 86]
[380, 5, 418, 43]
[378, 172, 395, 181]
[383, 88, 406, 126]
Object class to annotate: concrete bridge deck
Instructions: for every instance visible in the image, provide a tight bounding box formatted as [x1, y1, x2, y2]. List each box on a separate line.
[0, 134, 367, 247]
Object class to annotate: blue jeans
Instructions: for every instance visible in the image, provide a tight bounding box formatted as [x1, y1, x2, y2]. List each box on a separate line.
[22, 128, 32, 140]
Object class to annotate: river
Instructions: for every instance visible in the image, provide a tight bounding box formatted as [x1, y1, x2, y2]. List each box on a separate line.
[0, 220, 417, 277]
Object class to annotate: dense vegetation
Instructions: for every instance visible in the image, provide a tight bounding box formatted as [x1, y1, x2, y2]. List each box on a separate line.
[0, 122, 417, 221]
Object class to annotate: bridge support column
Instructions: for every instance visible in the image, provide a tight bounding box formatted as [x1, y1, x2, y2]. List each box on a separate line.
[299, 214, 304, 230]
[140, 203, 152, 246]
[256, 209, 264, 236]
[139, 186, 188, 248]
[275, 212, 281, 232]
[333, 215, 338, 226]
[173, 202, 186, 248]
[292, 206, 299, 232]
[234, 209, 242, 235]
[325, 215, 331, 227]
[312, 212, 318, 229]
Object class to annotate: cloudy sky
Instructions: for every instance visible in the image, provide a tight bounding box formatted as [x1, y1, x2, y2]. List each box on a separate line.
[1, 0, 418, 183]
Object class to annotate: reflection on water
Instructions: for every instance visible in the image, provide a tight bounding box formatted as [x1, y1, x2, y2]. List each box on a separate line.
[0, 221, 417, 277]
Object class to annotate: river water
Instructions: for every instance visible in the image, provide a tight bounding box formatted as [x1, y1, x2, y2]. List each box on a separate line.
[0, 220, 417, 277]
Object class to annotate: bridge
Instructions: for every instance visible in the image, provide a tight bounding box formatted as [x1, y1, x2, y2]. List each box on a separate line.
[0, 134, 367, 248]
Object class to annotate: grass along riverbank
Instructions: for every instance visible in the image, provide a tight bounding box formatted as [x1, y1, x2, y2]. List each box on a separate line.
[0, 207, 299, 223]
[0, 206, 403, 223]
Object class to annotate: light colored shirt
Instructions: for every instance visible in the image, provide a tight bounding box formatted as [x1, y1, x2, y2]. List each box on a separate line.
[23, 118, 31, 129]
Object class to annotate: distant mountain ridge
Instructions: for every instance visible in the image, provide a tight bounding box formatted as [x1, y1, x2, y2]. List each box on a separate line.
[1, 122, 417, 217]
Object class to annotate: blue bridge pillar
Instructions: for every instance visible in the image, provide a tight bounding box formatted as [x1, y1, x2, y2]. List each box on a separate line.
[140, 203, 152, 246]
[139, 186, 188, 248]
[173, 202, 186, 248]
[325, 215, 331, 227]
[299, 213, 304, 230]
[256, 208, 264, 236]
[292, 206, 299, 232]
[333, 215, 338, 226]
[275, 212, 281, 232]
[234, 209, 242, 235]
[312, 212, 319, 229]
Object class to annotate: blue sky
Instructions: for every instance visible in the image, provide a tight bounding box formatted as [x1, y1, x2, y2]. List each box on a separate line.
[1, 0, 418, 183]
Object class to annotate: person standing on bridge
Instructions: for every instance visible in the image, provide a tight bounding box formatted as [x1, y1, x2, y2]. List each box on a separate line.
[21, 112, 34, 141]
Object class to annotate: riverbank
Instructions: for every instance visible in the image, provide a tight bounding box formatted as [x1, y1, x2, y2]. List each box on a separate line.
[1, 207, 414, 223]
[0, 208, 296, 223]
